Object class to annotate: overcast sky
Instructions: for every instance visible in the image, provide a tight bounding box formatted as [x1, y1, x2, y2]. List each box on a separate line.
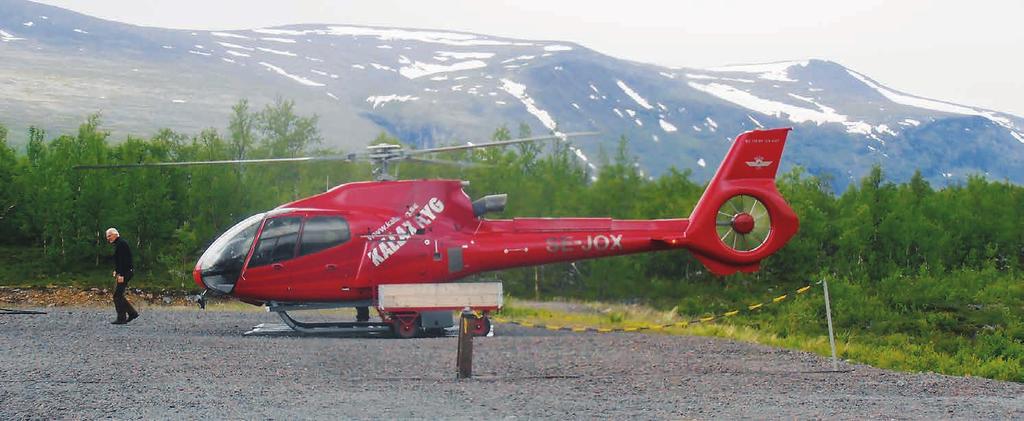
[33, 0, 1024, 117]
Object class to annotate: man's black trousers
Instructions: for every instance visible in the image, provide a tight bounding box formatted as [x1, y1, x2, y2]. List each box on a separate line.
[113, 279, 138, 321]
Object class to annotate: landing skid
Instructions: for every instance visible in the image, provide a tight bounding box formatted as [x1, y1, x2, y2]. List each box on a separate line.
[245, 310, 392, 336]
[242, 300, 495, 338]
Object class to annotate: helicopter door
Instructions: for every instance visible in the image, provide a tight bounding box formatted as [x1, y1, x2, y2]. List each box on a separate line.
[287, 216, 359, 301]
[241, 216, 302, 300]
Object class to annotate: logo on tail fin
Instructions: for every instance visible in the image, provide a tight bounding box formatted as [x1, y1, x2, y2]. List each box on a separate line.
[745, 156, 773, 168]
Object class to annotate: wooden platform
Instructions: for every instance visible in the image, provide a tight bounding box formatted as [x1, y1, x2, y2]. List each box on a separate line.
[377, 282, 503, 310]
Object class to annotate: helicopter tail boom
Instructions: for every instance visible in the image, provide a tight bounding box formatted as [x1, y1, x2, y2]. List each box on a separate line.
[683, 128, 799, 275]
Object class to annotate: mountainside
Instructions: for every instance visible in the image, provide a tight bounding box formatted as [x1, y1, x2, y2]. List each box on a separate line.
[2, 0, 1023, 190]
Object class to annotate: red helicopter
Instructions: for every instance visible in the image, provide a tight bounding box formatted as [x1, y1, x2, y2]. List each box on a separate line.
[80, 128, 798, 337]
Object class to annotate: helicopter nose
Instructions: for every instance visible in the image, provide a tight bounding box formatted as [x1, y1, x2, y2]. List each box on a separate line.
[193, 264, 206, 289]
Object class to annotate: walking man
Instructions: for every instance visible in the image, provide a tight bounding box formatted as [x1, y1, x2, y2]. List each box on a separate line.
[107, 228, 139, 325]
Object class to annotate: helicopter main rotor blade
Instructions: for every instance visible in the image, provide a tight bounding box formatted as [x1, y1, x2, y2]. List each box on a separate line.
[72, 154, 357, 170]
[403, 157, 485, 168]
[407, 131, 599, 156]
[71, 131, 598, 171]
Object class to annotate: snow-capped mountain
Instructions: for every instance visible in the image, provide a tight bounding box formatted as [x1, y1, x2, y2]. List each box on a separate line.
[2, 0, 1022, 190]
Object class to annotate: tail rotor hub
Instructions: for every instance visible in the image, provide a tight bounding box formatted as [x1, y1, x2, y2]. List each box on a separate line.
[716, 194, 772, 252]
[731, 213, 755, 234]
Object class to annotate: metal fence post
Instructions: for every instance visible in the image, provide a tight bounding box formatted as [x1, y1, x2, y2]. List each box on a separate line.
[822, 279, 839, 372]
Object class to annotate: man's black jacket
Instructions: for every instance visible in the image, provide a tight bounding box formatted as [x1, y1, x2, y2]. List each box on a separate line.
[113, 237, 134, 278]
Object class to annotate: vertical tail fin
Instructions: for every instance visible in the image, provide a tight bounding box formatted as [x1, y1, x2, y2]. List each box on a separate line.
[685, 128, 799, 275]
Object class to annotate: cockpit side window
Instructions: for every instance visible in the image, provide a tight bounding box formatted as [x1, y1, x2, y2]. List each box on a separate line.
[249, 216, 302, 267]
[299, 216, 350, 256]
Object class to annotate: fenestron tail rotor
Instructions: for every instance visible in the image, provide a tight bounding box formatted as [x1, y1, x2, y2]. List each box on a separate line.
[715, 194, 771, 252]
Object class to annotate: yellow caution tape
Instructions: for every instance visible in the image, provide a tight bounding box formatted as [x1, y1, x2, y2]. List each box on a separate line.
[495, 283, 818, 334]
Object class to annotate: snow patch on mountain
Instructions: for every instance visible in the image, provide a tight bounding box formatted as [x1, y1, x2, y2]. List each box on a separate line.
[544, 45, 572, 51]
[261, 37, 296, 43]
[435, 51, 494, 60]
[253, 25, 528, 47]
[685, 73, 755, 83]
[572, 148, 589, 162]
[0, 29, 23, 42]
[366, 95, 419, 109]
[616, 80, 653, 110]
[658, 119, 678, 133]
[690, 81, 845, 124]
[690, 80, 901, 140]
[709, 61, 808, 82]
[217, 42, 253, 51]
[847, 69, 1023, 142]
[500, 79, 557, 132]
[258, 62, 324, 87]
[705, 117, 718, 131]
[212, 32, 249, 39]
[399, 60, 487, 79]
[257, 47, 297, 57]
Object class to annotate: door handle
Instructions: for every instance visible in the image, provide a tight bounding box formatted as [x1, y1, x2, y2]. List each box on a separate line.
[272, 263, 284, 271]
[325, 264, 337, 272]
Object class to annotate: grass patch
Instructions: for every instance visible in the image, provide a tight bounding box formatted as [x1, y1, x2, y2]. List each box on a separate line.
[499, 272, 1024, 383]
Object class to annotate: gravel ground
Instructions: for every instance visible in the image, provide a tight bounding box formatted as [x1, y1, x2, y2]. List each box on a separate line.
[1, 306, 1021, 420]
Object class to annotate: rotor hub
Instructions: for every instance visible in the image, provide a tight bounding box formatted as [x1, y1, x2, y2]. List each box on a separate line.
[731, 213, 756, 234]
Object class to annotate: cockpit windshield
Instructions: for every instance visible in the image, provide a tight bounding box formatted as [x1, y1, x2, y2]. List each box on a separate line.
[196, 212, 265, 293]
